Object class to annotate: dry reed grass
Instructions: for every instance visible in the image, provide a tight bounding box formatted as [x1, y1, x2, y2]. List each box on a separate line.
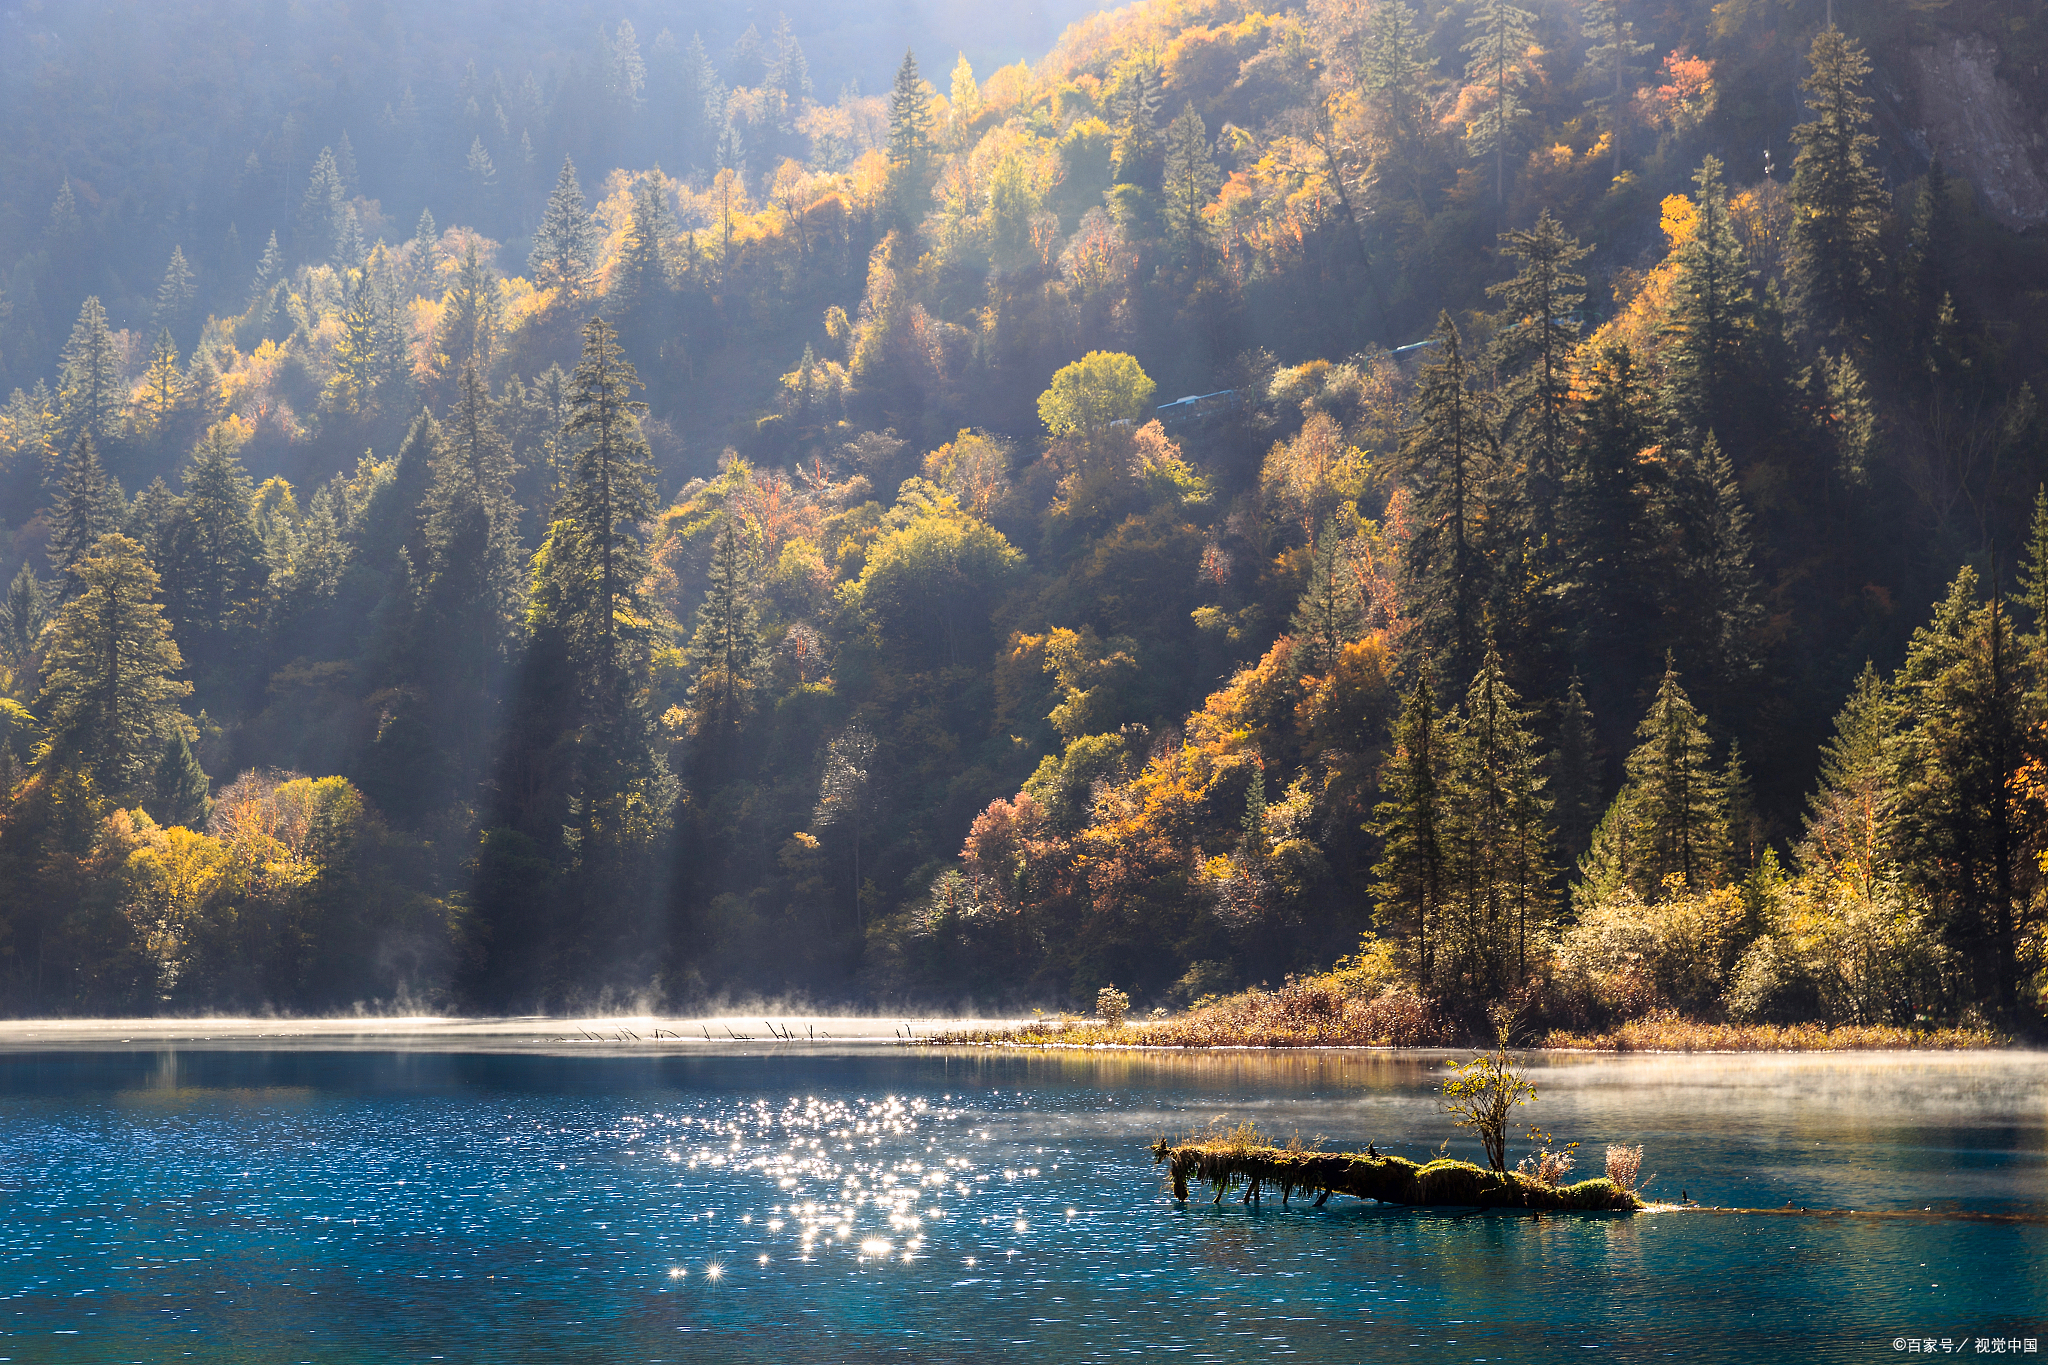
[1541, 1010, 2005, 1052]
[933, 979, 1450, 1048]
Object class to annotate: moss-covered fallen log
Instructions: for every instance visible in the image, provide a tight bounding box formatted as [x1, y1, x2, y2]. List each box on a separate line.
[1152, 1140, 1642, 1212]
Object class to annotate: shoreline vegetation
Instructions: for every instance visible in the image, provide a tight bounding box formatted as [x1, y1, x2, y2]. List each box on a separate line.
[928, 975, 2009, 1052]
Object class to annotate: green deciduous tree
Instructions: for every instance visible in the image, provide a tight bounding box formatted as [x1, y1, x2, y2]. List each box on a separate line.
[1037, 351, 1156, 443]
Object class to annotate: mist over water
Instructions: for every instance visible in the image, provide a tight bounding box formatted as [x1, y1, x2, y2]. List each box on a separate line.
[2, 1042, 2042, 1362]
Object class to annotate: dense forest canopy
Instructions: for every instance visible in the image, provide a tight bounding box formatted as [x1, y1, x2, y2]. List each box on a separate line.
[1, 0, 2045, 1028]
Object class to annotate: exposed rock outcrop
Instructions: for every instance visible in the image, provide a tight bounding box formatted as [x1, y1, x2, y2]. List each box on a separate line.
[1909, 34, 2048, 228]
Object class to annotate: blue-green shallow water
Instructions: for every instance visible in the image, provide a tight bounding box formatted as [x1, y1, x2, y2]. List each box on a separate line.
[2, 1046, 2043, 1363]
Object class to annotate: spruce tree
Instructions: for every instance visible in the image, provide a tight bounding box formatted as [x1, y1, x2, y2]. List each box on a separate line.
[887, 51, 934, 170]
[1394, 312, 1493, 683]
[1579, 0, 1651, 171]
[1441, 644, 1554, 990]
[437, 240, 502, 381]
[1371, 672, 1446, 986]
[1564, 341, 1656, 685]
[1799, 661, 1894, 895]
[136, 329, 186, 440]
[298, 147, 346, 263]
[123, 477, 179, 572]
[529, 157, 599, 295]
[47, 434, 127, 589]
[152, 246, 195, 338]
[1289, 528, 1362, 673]
[686, 516, 766, 743]
[1660, 156, 1756, 440]
[415, 364, 525, 793]
[1460, 0, 1536, 202]
[1668, 433, 1764, 716]
[1581, 658, 1728, 902]
[1160, 101, 1220, 260]
[1551, 672, 1602, 865]
[149, 731, 212, 829]
[1787, 27, 1886, 339]
[1488, 210, 1590, 534]
[610, 177, 672, 321]
[36, 533, 191, 804]
[164, 428, 265, 664]
[1888, 568, 2037, 1022]
[57, 297, 124, 448]
[0, 564, 52, 693]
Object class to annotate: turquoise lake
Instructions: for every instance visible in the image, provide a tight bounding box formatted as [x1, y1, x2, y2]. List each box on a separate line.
[1, 1030, 2043, 1363]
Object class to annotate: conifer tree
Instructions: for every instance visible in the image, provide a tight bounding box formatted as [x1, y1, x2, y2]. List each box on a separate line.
[123, 477, 178, 572]
[334, 130, 358, 194]
[1290, 528, 1362, 673]
[529, 157, 599, 295]
[1798, 661, 1894, 895]
[136, 329, 186, 439]
[1580, 658, 1728, 902]
[152, 246, 195, 337]
[298, 147, 346, 262]
[164, 428, 265, 663]
[36, 533, 191, 805]
[1394, 312, 1493, 682]
[413, 364, 525, 792]
[1580, 0, 1651, 170]
[1906, 159, 1959, 362]
[57, 297, 124, 448]
[1, 564, 52, 695]
[1109, 58, 1165, 184]
[149, 731, 211, 829]
[1488, 211, 1590, 534]
[1160, 101, 1220, 260]
[1371, 672, 1445, 986]
[1660, 156, 1756, 440]
[328, 249, 410, 417]
[47, 434, 127, 589]
[1889, 568, 2039, 1022]
[437, 240, 502, 381]
[334, 205, 367, 271]
[610, 177, 672, 321]
[888, 51, 934, 168]
[1787, 27, 1886, 339]
[1563, 341, 1655, 682]
[1551, 672, 1602, 863]
[687, 516, 766, 743]
[1441, 644, 1555, 989]
[766, 14, 812, 104]
[1669, 434, 1764, 714]
[1461, 0, 1536, 202]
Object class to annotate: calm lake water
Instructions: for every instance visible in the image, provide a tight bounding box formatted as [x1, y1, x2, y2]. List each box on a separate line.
[1, 1029, 2043, 1363]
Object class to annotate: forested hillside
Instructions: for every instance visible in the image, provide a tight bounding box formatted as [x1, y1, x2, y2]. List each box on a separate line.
[2, 0, 2045, 1028]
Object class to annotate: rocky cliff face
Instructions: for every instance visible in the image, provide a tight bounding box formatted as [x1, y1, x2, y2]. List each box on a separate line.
[1909, 34, 2048, 229]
